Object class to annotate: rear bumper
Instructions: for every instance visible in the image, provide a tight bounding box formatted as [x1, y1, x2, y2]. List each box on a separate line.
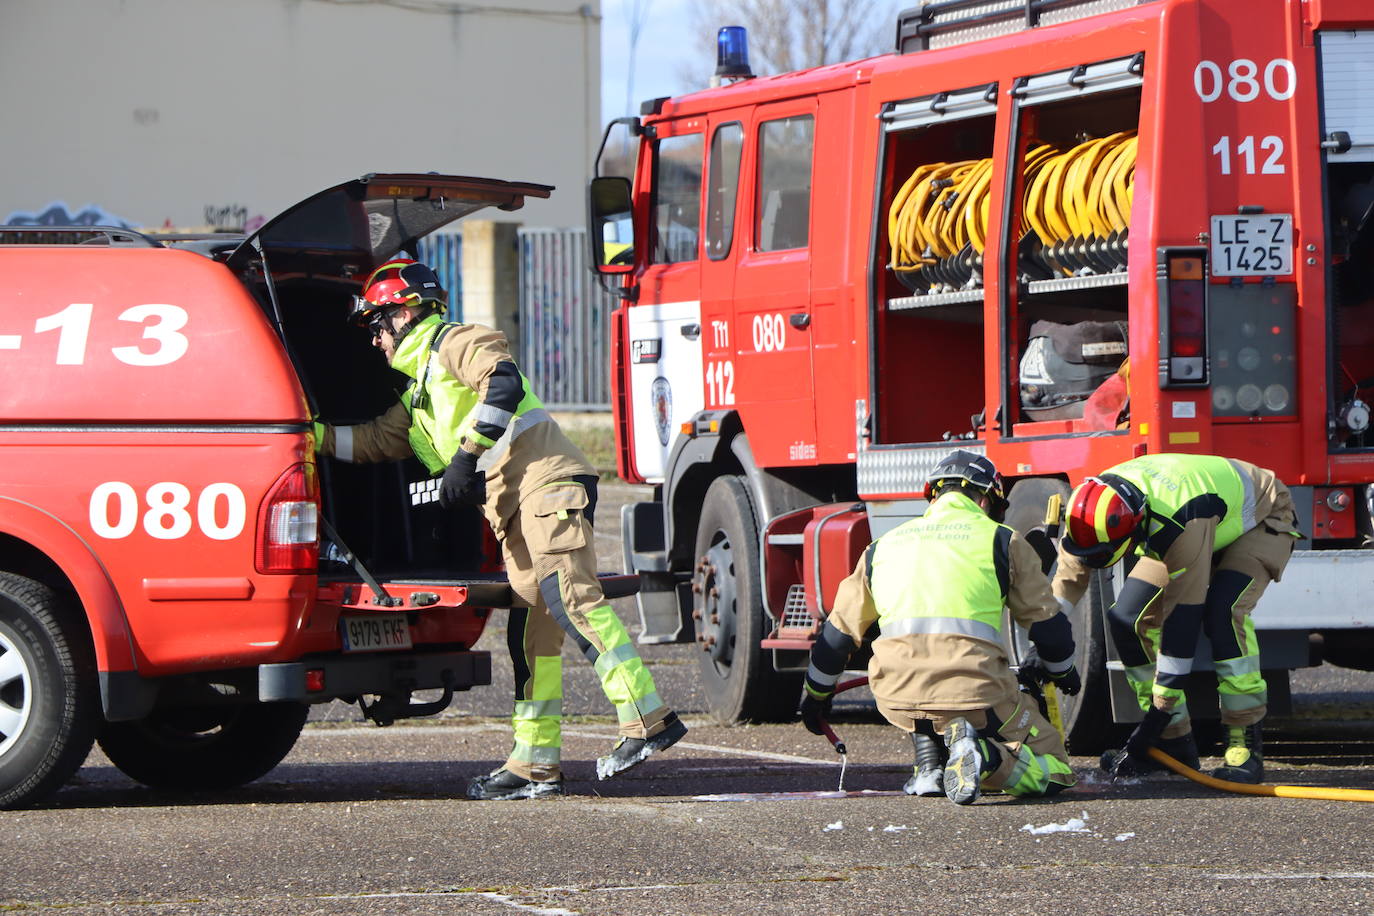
[258, 649, 491, 702]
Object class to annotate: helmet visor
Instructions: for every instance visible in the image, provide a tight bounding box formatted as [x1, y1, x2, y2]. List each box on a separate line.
[1062, 532, 1134, 568]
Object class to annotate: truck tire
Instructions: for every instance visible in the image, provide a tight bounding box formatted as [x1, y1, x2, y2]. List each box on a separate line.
[0, 572, 99, 810]
[1001, 477, 1119, 755]
[98, 701, 308, 791]
[1057, 569, 1122, 754]
[693, 475, 801, 724]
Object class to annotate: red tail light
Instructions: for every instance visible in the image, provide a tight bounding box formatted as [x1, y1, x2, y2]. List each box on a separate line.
[1159, 249, 1209, 387]
[255, 462, 319, 574]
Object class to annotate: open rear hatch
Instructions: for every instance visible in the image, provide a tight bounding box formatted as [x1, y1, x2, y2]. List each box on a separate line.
[223, 174, 633, 615]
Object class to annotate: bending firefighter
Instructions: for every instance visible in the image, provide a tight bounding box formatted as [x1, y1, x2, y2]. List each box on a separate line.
[799, 451, 1080, 805]
[1055, 453, 1301, 783]
[314, 259, 686, 799]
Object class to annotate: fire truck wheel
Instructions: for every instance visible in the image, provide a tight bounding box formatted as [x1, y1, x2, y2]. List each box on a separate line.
[0, 572, 99, 810]
[97, 700, 309, 791]
[1057, 569, 1124, 755]
[693, 475, 802, 724]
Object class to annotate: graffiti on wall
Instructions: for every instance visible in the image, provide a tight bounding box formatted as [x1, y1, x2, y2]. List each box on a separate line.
[4, 201, 134, 228]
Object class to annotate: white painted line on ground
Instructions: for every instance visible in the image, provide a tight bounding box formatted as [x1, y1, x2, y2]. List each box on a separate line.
[301, 720, 840, 766]
[1211, 872, 1374, 881]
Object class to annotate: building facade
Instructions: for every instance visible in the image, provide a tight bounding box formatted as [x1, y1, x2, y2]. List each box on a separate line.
[0, 0, 600, 230]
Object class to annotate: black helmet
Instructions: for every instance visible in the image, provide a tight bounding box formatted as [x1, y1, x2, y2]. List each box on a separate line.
[924, 449, 1006, 509]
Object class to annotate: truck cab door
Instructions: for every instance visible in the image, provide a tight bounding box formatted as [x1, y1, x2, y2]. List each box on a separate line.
[625, 120, 707, 483]
[732, 100, 818, 466]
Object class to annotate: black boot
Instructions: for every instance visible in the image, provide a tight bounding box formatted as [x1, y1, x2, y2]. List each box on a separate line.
[466, 768, 564, 800]
[903, 731, 946, 797]
[595, 712, 688, 780]
[1212, 724, 1264, 784]
[1100, 730, 1198, 776]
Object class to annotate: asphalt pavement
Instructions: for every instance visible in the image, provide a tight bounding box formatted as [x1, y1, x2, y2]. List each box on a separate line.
[6, 481, 1374, 914]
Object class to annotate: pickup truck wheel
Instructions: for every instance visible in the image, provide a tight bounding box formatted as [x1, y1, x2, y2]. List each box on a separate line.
[98, 701, 308, 791]
[692, 475, 801, 724]
[0, 572, 98, 810]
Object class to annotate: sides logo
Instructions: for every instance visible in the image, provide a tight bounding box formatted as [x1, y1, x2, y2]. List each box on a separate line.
[652, 377, 672, 447]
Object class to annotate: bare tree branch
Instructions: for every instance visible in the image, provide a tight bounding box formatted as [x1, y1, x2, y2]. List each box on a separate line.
[678, 0, 898, 90]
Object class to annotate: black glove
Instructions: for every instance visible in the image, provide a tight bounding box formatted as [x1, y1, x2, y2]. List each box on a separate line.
[1019, 647, 1082, 696]
[799, 688, 833, 737]
[439, 450, 486, 509]
[1124, 705, 1172, 763]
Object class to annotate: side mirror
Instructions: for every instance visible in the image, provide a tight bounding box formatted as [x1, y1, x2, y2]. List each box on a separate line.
[588, 176, 636, 274]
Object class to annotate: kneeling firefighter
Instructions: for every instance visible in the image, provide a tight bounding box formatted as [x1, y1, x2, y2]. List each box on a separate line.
[799, 451, 1080, 805]
[314, 258, 686, 799]
[1055, 453, 1300, 784]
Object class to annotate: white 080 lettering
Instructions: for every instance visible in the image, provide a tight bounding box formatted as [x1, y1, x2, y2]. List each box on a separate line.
[89, 481, 246, 540]
[1193, 58, 1296, 103]
[751, 313, 786, 352]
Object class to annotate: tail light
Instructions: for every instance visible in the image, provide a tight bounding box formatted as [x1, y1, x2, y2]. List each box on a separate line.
[1158, 248, 1208, 387]
[255, 462, 319, 574]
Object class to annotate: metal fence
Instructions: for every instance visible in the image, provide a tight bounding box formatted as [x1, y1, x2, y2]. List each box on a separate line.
[415, 232, 463, 322]
[518, 227, 616, 410]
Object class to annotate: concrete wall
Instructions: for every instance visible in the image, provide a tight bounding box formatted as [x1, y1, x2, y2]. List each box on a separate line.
[0, 0, 599, 230]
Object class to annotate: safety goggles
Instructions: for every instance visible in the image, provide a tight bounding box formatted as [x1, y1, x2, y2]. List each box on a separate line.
[364, 308, 397, 341]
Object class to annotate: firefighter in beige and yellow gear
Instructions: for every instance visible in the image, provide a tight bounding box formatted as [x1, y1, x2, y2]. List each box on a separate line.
[799, 450, 1079, 805]
[1056, 453, 1300, 784]
[314, 258, 685, 800]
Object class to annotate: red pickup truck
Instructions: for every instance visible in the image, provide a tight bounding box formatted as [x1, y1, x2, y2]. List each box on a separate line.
[0, 174, 624, 808]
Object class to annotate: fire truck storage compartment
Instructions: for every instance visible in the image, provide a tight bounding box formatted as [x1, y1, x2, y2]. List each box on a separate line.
[272, 276, 488, 579]
[1008, 63, 1142, 431]
[873, 87, 995, 445]
[1322, 32, 1374, 448]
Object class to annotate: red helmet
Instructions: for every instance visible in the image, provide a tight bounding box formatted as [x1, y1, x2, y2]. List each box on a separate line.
[350, 258, 445, 326]
[1063, 474, 1148, 567]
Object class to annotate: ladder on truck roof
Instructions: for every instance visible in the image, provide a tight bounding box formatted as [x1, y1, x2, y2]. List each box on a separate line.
[896, 0, 1156, 54]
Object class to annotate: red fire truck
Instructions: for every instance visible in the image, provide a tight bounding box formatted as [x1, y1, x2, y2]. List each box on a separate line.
[588, 0, 1374, 750]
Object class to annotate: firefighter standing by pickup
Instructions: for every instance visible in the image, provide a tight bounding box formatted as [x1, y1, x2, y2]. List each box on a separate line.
[314, 258, 686, 799]
[1055, 453, 1300, 784]
[799, 451, 1080, 805]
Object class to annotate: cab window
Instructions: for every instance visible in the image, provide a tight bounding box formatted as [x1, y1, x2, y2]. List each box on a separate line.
[706, 122, 744, 260]
[653, 134, 704, 264]
[757, 115, 813, 252]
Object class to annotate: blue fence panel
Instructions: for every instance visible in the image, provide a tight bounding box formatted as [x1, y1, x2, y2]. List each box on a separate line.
[416, 232, 463, 321]
[518, 228, 615, 410]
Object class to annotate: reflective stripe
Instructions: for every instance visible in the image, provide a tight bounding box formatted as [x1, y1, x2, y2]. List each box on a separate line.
[1057, 596, 1075, 617]
[878, 615, 1002, 645]
[336, 426, 355, 463]
[1004, 744, 1032, 792]
[1218, 690, 1266, 712]
[806, 663, 840, 688]
[593, 642, 642, 680]
[1156, 654, 1194, 677]
[1228, 458, 1257, 530]
[1214, 654, 1262, 678]
[477, 408, 553, 471]
[510, 740, 562, 764]
[513, 699, 563, 719]
[1044, 654, 1074, 675]
[616, 693, 663, 725]
[474, 403, 515, 429]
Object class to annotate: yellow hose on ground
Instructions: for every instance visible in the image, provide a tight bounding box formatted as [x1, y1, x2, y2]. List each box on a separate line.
[1148, 747, 1374, 802]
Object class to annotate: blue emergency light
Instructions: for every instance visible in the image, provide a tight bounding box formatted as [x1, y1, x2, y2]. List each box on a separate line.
[715, 26, 754, 80]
